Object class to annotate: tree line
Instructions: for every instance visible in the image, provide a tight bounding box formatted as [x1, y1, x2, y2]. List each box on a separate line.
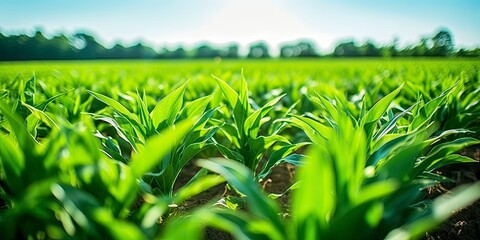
[0, 29, 479, 61]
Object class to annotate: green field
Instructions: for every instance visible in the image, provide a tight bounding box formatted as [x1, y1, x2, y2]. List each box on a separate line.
[1, 59, 480, 239]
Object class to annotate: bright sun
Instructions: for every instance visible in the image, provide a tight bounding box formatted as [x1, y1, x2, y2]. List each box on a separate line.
[196, 0, 311, 46]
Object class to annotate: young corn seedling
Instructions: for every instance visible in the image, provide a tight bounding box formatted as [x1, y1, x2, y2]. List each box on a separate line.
[211, 74, 307, 182]
[287, 85, 480, 237]
[441, 79, 480, 134]
[159, 96, 480, 239]
[88, 82, 219, 197]
[5, 74, 73, 139]
[0, 102, 222, 239]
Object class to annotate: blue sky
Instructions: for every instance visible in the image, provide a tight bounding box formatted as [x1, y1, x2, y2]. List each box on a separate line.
[1, 0, 479, 54]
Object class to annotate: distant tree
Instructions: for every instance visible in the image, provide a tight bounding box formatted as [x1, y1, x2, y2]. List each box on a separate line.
[430, 30, 454, 56]
[381, 45, 397, 58]
[158, 47, 173, 59]
[107, 43, 128, 59]
[383, 37, 399, 57]
[247, 41, 270, 58]
[412, 37, 430, 56]
[49, 34, 75, 59]
[280, 40, 318, 58]
[193, 44, 221, 58]
[224, 44, 239, 58]
[0, 34, 15, 60]
[172, 47, 187, 58]
[125, 43, 156, 59]
[359, 41, 381, 57]
[455, 48, 480, 58]
[297, 41, 318, 57]
[30, 31, 49, 59]
[73, 33, 107, 59]
[456, 48, 467, 57]
[1, 28, 476, 60]
[333, 41, 360, 57]
[280, 45, 294, 58]
[470, 48, 480, 57]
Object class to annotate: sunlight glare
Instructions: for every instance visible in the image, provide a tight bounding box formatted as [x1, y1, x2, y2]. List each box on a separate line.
[196, 0, 311, 47]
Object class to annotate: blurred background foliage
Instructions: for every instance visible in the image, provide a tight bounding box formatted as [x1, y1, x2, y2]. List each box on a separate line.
[1, 28, 479, 61]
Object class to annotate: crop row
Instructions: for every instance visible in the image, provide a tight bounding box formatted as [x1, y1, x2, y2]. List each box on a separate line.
[0, 60, 479, 239]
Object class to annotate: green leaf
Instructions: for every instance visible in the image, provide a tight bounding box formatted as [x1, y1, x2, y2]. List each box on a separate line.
[257, 143, 308, 180]
[328, 201, 385, 239]
[367, 134, 413, 166]
[94, 116, 139, 153]
[310, 94, 338, 122]
[136, 90, 156, 134]
[361, 85, 403, 143]
[424, 154, 477, 172]
[174, 174, 225, 204]
[180, 95, 212, 119]
[88, 90, 139, 123]
[35, 91, 69, 111]
[183, 107, 218, 144]
[24, 74, 36, 106]
[159, 214, 204, 240]
[362, 84, 403, 124]
[413, 137, 479, 175]
[293, 145, 335, 235]
[0, 133, 25, 192]
[376, 142, 424, 182]
[100, 136, 127, 163]
[197, 158, 284, 233]
[219, 123, 240, 148]
[212, 74, 238, 109]
[239, 70, 249, 112]
[426, 137, 479, 163]
[93, 210, 147, 240]
[0, 101, 36, 152]
[215, 143, 245, 163]
[178, 136, 216, 169]
[356, 180, 399, 205]
[162, 208, 281, 240]
[372, 104, 415, 142]
[21, 102, 60, 130]
[244, 94, 285, 138]
[213, 74, 250, 140]
[51, 184, 101, 235]
[268, 181, 301, 200]
[129, 119, 194, 178]
[386, 183, 480, 239]
[288, 115, 330, 145]
[409, 91, 449, 131]
[150, 81, 187, 129]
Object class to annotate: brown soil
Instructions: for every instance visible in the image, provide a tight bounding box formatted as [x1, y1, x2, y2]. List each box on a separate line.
[423, 146, 480, 240]
[173, 162, 296, 239]
[173, 162, 296, 212]
[261, 163, 296, 215]
[173, 147, 480, 240]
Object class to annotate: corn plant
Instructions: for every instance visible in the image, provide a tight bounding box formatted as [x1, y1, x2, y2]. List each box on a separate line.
[442, 78, 480, 134]
[211, 74, 307, 181]
[0, 59, 479, 239]
[286, 85, 480, 235]
[5, 74, 74, 139]
[88, 82, 219, 197]
[160, 99, 480, 239]
[160, 158, 480, 240]
[0, 102, 223, 239]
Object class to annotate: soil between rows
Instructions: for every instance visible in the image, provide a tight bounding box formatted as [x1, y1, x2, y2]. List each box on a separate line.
[173, 146, 480, 239]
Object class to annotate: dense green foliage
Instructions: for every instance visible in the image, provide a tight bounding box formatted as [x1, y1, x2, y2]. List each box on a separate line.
[2, 29, 479, 60]
[0, 59, 479, 239]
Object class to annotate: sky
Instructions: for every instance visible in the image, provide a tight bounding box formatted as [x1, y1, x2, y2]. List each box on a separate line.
[1, 0, 479, 55]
